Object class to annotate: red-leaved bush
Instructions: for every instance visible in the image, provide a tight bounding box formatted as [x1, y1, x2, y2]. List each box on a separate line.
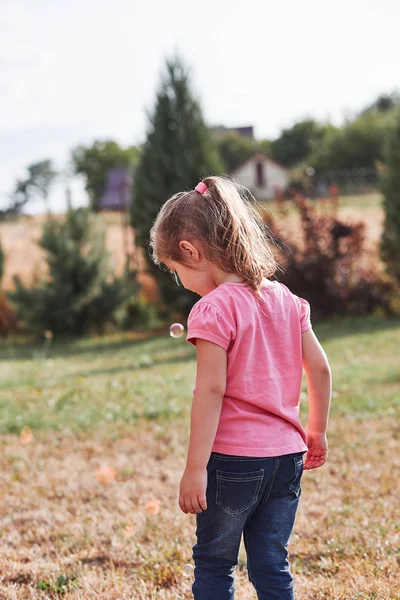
[267, 197, 395, 316]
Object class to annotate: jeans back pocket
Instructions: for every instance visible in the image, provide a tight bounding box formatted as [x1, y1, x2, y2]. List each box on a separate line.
[216, 469, 264, 516]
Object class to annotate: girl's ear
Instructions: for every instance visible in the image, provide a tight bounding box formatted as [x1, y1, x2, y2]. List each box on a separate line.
[179, 240, 200, 262]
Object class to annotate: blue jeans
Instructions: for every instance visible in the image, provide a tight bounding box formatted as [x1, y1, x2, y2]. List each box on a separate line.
[192, 452, 304, 600]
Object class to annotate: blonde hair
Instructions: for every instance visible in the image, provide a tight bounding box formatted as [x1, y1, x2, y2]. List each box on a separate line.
[149, 175, 278, 291]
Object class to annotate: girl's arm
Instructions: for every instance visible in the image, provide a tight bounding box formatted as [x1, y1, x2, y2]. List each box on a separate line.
[179, 339, 227, 514]
[302, 329, 332, 470]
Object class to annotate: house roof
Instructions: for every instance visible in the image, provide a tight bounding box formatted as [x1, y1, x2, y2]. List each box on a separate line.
[211, 125, 254, 139]
[232, 152, 287, 174]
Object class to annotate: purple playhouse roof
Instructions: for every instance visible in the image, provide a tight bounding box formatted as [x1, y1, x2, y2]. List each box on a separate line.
[98, 168, 133, 211]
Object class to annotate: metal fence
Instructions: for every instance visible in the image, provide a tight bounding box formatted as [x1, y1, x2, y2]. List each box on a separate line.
[306, 167, 380, 198]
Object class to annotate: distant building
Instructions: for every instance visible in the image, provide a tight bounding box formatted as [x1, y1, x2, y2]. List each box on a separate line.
[232, 153, 289, 202]
[211, 125, 254, 140]
[97, 168, 133, 212]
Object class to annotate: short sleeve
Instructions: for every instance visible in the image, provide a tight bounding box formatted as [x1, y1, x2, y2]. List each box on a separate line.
[296, 296, 312, 332]
[187, 301, 235, 351]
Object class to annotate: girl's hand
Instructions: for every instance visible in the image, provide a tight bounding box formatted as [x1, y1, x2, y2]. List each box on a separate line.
[304, 432, 328, 470]
[179, 468, 208, 514]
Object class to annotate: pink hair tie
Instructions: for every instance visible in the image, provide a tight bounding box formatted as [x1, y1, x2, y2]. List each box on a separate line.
[195, 182, 208, 195]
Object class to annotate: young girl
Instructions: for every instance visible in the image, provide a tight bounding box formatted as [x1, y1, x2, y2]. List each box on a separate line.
[150, 176, 332, 600]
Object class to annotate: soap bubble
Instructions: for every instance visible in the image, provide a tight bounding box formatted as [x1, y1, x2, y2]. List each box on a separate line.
[169, 323, 184, 339]
[182, 563, 194, 578]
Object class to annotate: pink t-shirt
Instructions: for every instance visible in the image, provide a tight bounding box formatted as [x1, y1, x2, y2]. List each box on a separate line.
[187, 281, 311, 457]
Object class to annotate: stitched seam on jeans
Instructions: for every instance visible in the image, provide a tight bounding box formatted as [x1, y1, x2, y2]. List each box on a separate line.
[218, 501, 254, 514]
[262, 457, 280, 504]
[288, 456, 304, 492]
[211, 455, 271, 462]
[216, 470, 264, 481]
[211, 452, 305, 462]
[216, 472, 264, 515]
[294, 457, 304, 476]
[288, 483, 302, 498]
[217, 476, 263, 482]
[252, 476, 263, 506]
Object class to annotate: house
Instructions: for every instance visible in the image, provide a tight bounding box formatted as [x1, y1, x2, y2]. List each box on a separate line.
[97, 168, 133, 211]
[211, 125, 254, 140]
[232, 153, 289, 202]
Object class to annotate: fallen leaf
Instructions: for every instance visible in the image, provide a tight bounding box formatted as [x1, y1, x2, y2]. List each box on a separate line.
[145, 498, 161, 515]
[124, 521, 133, 537]
[20, 427, 34, 445]
[95, 466, 116, 483]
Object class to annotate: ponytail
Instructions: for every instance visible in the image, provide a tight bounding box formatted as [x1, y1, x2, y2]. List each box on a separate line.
[200, 176, 277, 291]
[150, 175, 278, 291]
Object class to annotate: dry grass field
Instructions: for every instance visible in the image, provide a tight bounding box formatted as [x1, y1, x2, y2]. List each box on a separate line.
[0, 212, 157, 302]
[0, 192, 398, 599]
[262, 193, 384, 260]
[0, 194, 383, 294]
[0, 315, 399, 599]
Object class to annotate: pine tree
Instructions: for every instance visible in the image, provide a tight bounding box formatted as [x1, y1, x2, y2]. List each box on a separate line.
[131, 57, 223, 314]
[9, 208, 130, 335]
[380, 110, 400, 285]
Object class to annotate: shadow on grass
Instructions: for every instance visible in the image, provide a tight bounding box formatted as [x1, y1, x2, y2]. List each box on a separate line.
[0, 332, 173, 362]
[1, 316, 399, 363]
[59, 348, 195, 380]
[382, 371, 400, 385]
[314, 315, 400, 343]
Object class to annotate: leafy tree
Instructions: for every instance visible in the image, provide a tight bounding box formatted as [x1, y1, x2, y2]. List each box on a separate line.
[215, 132, 255, 172]
[362, 91, 400, 114]
[9, 208, 130, 335]
[310, 111, 392, 172]
[380, 110, 400, 285]
[270, 120, 329, 167]
[2, 179, 30, 218]
[72, 140, 139, 210]
[25, 160, 57, 211]
[2, 160, 57, 219]
[258, 139, 273, 156]
[214, 133, 274, 173]
[131, 56, 223, 314]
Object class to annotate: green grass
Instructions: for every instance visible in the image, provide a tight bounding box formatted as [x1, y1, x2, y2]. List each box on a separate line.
[1, 316, 399, 599]
[1, 315, 399, 436]
[310, 316, 400, 416]
[0, 333, 195, 434]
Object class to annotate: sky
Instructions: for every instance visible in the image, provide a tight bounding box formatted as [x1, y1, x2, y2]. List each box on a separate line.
[1, 0, 400, 213]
